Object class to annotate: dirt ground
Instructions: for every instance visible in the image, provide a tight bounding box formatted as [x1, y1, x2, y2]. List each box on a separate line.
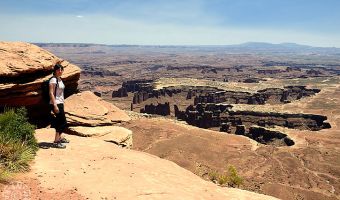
[1, 128, 278, 200]
[0, 175, 85, 200]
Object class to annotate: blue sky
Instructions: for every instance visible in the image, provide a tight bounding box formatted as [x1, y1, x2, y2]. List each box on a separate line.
[0, 0, 340, 47]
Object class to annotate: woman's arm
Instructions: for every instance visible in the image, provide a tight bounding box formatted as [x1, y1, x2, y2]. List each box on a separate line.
[49, 82, 59, 114]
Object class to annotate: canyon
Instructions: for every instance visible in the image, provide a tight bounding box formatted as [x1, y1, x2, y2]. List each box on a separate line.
[1, 42, 338, 200]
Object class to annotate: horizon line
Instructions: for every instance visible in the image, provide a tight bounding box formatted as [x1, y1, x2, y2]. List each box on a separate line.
[27, 41, 339, 49]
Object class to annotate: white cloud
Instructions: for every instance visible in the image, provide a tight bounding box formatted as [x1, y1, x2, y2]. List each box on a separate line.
[76, 15, 84, 18]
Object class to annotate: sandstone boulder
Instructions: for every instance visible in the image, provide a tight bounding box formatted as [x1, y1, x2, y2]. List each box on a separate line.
[67, 126, 133, 148]
[64, 91, 131, 126]
[0, 41, 58, 77]
[0, 42, 80, 106]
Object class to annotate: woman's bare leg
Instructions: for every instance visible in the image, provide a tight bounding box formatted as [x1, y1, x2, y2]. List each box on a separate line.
[54, 132, 61, 142]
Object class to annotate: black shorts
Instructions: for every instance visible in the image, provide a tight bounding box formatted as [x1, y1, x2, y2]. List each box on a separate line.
[50, 104, 67, 133]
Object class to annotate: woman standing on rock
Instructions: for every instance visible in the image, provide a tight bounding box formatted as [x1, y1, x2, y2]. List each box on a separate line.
[49, 63, 69, 148]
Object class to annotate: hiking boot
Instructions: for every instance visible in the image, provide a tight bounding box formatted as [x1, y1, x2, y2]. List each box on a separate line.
[54, 142, 66, 149]
[59, 137, 70, 143]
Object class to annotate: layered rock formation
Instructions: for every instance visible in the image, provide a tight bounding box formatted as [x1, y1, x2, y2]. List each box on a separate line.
[132, 86, 221, 104]
[175, 103, 330, 136]
[114, 80, 320, 111]
[132, 86, 186, 104]
[0, 42, 80, 125]
[140, 102, 171, 116]
[122, 79, 153, 93]
[227, 110, 330, 131]
[0, 42, 80, 106]
[247, 126, 294, 146]
[64, 91, 132, 148]
[176, 103, 231, 128]
[0, 42, 133, 147]
[111, 87, 128, 97]
[194, 86, 320, 105]
[64, 91, 130, 126]
[67, 126, 132, 148]
[112, 80, 221, 104]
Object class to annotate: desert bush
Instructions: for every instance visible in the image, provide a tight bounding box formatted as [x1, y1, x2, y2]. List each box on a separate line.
[0, 136, 35, 172]
[227, 165, 243, 187]
[208, 170, 219, 182]
[217, 174, 229, 186]
[0, 107, 37, 148]
[0, 107, 37, 182]
[208, 165, 244, 188]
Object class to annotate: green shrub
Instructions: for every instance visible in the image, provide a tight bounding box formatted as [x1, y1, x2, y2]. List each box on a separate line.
[208, 165, 244, 188]
[0, 107, 37, 182]
[0, 107, 37, 148]
[208, 170, 219, 182]
[217, 174, 229, 186]
[0, 136, 35, 172]
[227, 165, 243, 187]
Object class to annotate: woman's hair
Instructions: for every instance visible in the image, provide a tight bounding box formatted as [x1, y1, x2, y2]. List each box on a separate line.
[53, 63, 64, 75]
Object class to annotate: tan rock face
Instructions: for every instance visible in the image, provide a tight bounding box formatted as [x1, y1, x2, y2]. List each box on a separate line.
[0, 42, 81, 106]
[64, 91, 131, 126]
[0, 42, 59, 77]
[64, 92, 132, 148]
[67, 126, 133, 148]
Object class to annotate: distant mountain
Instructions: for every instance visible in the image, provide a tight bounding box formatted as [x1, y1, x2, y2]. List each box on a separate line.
[235, 42, 312, 49]
[34, 43, 104, 48]
[211, 42, 340, 55]
[34, 42, 340, 55]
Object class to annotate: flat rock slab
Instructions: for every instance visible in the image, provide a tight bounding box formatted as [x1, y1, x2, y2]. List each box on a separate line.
[0, 42, 81, 106]
[32, 128, 278, 200]
[65, 91, 131, 126]
[67, 126, 133, 148]
[0, 42, 59, 77]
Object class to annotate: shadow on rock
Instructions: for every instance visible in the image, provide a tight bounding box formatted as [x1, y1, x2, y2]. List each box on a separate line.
[38, 142, 56, 149]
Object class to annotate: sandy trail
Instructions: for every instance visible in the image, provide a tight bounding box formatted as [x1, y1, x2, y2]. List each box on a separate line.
[17, 128, 277, 200]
